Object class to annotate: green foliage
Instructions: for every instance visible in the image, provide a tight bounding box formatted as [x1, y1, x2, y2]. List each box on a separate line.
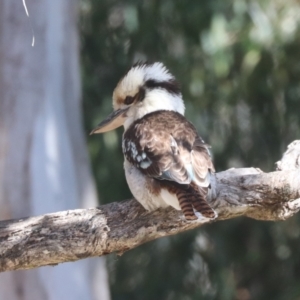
[80, 0, 300, 298]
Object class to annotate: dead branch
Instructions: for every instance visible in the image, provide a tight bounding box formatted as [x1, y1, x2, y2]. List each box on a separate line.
[0, 141, 299, 272]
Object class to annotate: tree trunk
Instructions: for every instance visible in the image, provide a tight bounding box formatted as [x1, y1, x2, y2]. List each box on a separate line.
[0, 0, 110, 299]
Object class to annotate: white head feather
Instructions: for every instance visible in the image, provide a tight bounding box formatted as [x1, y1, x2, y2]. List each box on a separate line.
[112, 62, 185, 130]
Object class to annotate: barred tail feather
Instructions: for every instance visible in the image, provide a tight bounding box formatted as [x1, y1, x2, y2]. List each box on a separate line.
[162, 181, 216, 221]
[191, 185, 216, 219]
[175, 187, 216, 220]
[176, 190, 197, 220]
[191, 196, 216, 218]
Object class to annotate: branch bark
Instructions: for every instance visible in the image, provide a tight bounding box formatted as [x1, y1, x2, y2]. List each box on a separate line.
[0, 141, 299, 272]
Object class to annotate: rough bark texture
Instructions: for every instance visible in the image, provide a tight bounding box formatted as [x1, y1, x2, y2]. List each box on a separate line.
[0, 140, 299, 272]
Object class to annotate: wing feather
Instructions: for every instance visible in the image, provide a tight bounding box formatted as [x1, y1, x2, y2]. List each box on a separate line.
[123, 111, 214, 187]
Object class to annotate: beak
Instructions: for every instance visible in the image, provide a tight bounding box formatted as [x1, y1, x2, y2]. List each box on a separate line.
[90, 107, 129, 135]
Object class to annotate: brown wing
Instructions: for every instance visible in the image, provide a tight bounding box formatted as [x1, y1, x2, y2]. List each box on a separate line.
[123, 110, 214, 187]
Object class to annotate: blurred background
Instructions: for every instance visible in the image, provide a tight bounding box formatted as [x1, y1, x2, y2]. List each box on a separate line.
[81, 0, 300, 299]
[0, 0, 300, 299]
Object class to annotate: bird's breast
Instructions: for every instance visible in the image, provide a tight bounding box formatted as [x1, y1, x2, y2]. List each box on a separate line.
[124, 159, 169, 211]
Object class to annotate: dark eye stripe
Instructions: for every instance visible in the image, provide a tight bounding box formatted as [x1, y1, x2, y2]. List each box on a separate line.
[145, 79, 181, 95]
[137, 87, 145, 102]
[124, 86, 146, 105]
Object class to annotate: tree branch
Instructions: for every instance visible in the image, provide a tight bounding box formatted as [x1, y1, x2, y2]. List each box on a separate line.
[0, 141, 299, 272]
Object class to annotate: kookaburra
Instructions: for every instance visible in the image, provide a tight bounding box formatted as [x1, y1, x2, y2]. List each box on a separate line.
[91, 62, 217, 221]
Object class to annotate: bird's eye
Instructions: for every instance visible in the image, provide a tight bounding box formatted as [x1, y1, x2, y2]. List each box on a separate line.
[124, 96, 134, 105]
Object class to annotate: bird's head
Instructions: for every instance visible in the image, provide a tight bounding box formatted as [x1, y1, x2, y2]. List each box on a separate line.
[90, 62, 185, 134]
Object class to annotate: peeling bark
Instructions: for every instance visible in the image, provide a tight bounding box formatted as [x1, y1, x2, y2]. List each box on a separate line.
[0, 140, 299, 272]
